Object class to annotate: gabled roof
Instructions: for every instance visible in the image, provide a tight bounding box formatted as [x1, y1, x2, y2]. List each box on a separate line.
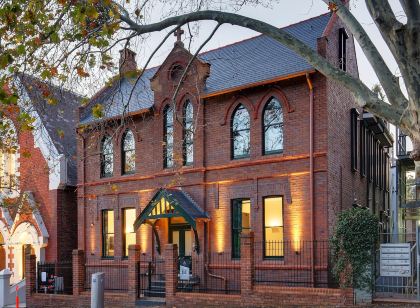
[80, 13, 331, 124]
[134, 188, 209, 230]
[18, 74, 82, 185]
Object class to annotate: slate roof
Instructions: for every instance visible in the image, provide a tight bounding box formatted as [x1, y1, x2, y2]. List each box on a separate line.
[19, 74, 82, 185]
[80, 13, 331, 124]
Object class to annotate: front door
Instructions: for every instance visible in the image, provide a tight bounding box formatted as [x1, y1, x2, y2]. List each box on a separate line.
[170, 226, 193, 270]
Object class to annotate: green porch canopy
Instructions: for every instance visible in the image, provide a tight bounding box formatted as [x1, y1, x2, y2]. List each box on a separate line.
[133, 188, 209, 230]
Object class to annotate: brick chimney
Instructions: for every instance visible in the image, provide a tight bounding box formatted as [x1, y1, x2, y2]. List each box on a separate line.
[119, 48, 137, 75]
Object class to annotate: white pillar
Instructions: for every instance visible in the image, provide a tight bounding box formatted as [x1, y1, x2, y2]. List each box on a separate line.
[0, 268, 12, 307]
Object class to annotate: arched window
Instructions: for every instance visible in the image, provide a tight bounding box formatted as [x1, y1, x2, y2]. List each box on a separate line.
[0, 117, 19, 194]
[263, 98, 283, 154]
[183, 101, 194, 166]
[231, 104, 250, 159]
[101, 136, 113, 178]
[122, 130, 135, 175]
[163, 106, 174, 168]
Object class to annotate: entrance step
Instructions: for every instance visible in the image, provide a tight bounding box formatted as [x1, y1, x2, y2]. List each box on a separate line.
[136, 297, 165, 307]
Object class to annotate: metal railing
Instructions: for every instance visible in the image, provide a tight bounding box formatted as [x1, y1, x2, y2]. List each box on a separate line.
[176, 252, 240, 294]
[84, 259, 128, 292]
[253, 240, 330, 288]
[36, 260, 73, 295]
[137, 255, 166, 298]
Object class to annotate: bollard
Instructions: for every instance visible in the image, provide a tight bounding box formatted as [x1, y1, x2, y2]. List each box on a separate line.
[91, 272, 105, 308]
[16, 285, 19, 308]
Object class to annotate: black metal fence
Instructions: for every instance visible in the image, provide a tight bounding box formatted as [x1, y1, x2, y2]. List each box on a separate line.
[137, 255, 166, 298]
[36, 260, 73, 294]
[253, 240, 330, 288]
[176, 252, 241, 294]
[84, 259, 128, 291]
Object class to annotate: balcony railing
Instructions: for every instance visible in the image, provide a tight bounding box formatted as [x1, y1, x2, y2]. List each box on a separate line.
[397, 134, 413, 157]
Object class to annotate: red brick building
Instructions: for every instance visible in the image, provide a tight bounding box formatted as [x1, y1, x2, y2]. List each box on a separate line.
[76, 11, 391, 295]
[0, 75, 79, 283]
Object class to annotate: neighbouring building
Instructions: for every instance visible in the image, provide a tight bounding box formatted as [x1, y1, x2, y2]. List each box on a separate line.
[0, 75, 79, 283]
[76, 11, 391, 297]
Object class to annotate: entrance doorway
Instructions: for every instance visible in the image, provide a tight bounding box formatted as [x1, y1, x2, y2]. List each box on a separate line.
[169, 218, 192, 269]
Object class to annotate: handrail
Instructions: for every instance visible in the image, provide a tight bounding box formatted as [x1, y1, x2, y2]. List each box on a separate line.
[205, 263, 227, 292]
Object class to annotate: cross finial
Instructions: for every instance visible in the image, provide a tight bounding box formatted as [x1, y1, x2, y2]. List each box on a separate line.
[174, 27, 184, 44]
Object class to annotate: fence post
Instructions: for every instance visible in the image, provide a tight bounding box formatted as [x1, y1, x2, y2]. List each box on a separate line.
[240, 231, 254, 293]
[165, 244, 178, 305]
[24, 244, 36, 300]
[128, 244, 141, 303]
[72, 249, 85, 296]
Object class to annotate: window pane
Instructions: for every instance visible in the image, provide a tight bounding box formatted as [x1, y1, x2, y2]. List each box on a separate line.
[265, 124, 283, 153]
[101, 136, 113, 177]
[264, 98, 283, 154]
[242, 200, 251, 230]
[103, 210, 114, 257]
[124, 150, 136, 173]
[233, 129, 250, 157]
[264, 197, 283, 257]
[123, 131, 135, 151]
[164, 107, 174, 168]
[265, 227, 284, 257]
[264, 197, 283, 227]
[232, 199, 251, 258]
[124, 208, 136, 233]
[183, 102, 194, 165]
[232, 105, 250, 131]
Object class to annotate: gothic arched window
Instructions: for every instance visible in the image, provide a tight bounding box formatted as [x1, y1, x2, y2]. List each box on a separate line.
[101, 136, 113, 178]
[183, 101, 194, 166]
[231, 104, 250, 159]
[163, 106, 174, 168]
[263, 98, 283, 154]
[122, 130, 135, 175]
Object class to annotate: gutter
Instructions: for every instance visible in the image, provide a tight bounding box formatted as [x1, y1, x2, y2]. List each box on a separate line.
[306, 73, 315, 287]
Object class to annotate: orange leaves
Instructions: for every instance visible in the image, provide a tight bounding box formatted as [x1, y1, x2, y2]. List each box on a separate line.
[77, 66, 90, 77]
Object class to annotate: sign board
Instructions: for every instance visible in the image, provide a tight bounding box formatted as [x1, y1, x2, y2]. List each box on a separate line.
[380, 243, 412, 277]
[179, 265, 190, 280]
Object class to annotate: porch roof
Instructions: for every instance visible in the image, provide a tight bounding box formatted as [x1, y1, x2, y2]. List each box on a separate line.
[133, 188, 209, 230]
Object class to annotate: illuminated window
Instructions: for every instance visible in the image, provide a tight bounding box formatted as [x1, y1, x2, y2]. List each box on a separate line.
[163, 106, 174, 168]
[231, 199, 251, 258]
[231, 104, 250, 159]
[263, 98, 283, 154]
[100, 136, 113, 178]
[123, 208, 136, 257]
[183, 101, 194, 166]
[102, 210, 114, 257]
[263, 196, 284, 258]
[122, 130, 135, 175]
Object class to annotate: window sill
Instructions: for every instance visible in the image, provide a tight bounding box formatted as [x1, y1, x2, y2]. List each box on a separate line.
[263, 150, 284, 156]
[232, 155, 251, 161]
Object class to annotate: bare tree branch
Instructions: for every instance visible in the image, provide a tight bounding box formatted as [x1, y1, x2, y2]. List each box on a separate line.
[118, 9, 404, 127]
[328, 0, 407, 109]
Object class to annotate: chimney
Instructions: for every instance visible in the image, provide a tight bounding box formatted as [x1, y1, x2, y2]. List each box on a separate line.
[119, 48, 137, 75]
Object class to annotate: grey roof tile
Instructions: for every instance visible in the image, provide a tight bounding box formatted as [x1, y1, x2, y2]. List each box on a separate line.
[80, 13, 331, 124]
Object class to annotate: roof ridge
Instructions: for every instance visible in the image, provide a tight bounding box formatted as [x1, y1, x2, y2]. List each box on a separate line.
[198, 12, 331, 57]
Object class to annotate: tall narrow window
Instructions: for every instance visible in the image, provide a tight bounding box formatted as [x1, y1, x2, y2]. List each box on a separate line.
[0, 117, 19, 195]
[263, 98, 284, 154]
[164, 106, 174, 168]
[102, 210, 114, 257]
[183, 101, 194, 165]
[101, 136, 113, 178]
[231, 199, 251, 258]
[360, 123, 366, 177]
[350, 109, 359, 172]
[231, 104, 250, 159]
[123, 208, 136, 257]
[338, 28, 348, 71]
[122, 130, 135, 175]
[263, 196, 284, 258]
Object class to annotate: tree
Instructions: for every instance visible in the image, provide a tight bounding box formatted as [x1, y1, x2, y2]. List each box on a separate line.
[0, 0, 419, 186]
